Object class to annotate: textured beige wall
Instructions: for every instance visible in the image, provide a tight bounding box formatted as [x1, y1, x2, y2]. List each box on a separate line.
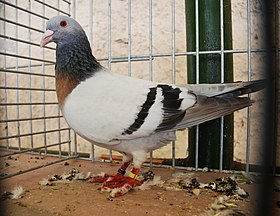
[0, 0, 277, 166]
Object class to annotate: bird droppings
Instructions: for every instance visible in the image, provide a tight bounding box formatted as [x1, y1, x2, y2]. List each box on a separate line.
[35, 156, 42, 160]
[1, 156, 279, 216]
[107, 197, 114, 201]
[39, 168, 93, 186]
[156, 172, 249, 199]
[192, 188, 201, 196]
[38, 169, 249, 200]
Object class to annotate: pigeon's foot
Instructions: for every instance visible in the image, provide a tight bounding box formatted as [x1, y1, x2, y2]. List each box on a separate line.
[89, 160, 132, 184]
[102, 173, 142, 197]
[90, 168, 142, 197]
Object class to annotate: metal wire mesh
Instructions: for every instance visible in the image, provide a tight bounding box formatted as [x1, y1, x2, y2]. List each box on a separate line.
[0, 0, 278, 180]
[0, 0, 73, 179]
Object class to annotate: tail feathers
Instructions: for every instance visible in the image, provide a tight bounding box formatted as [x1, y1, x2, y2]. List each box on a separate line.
[214, 79, 266, 98]
[185, 79, 266, 98]
[168, 79, 265, 131]
[174, 95, 251, 130]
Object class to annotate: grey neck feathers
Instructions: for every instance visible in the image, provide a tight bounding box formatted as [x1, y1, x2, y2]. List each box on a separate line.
[55, 35, 102, 82]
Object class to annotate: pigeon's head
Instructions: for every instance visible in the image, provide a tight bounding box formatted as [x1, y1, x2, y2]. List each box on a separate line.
[40, 15, 86, 47]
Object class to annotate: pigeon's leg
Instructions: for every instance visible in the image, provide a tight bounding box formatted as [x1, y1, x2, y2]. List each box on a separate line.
[102, 151, 146, 197]
[116, 154, 132, 177]
[89, 154, 132, 183]
[107, 166, 143, 197]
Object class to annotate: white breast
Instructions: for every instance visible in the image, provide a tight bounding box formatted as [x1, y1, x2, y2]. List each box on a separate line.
[62, 70, 157, 144]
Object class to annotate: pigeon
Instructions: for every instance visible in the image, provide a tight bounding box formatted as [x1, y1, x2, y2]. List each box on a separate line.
[40, 15, 265, 197]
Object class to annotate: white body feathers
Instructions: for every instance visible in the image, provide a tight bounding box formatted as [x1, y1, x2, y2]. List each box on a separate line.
[62, 70, 195, 147]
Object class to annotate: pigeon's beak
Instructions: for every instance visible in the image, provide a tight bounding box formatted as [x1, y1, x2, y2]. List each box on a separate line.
[40, 30, 54, 48]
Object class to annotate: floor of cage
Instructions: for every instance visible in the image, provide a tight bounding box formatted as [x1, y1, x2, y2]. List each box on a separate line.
[0, 153, 279, 216]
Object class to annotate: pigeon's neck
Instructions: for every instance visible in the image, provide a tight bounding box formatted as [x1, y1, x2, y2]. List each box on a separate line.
[55, 38, 102, 106]
[55, 39, 102, 82]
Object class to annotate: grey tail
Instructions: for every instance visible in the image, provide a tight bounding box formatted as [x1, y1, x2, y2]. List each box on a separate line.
[214, 79, 266, 98]
[174, 79, 266, 130]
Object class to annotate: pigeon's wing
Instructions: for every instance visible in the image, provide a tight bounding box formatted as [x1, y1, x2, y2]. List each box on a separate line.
[173, 95, 250, 130]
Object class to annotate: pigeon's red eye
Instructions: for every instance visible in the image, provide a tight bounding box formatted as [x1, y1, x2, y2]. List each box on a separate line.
[60, 20, 67, 27]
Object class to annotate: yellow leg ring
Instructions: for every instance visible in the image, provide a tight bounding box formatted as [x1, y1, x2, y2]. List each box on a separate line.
[128, 172, 137, 179]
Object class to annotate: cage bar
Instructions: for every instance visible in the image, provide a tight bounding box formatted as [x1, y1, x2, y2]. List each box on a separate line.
[0, 0, 72, 180]
[245, 0, 252, 173]
[194, 0, 200, 171]
[219, 0, 225, 172]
